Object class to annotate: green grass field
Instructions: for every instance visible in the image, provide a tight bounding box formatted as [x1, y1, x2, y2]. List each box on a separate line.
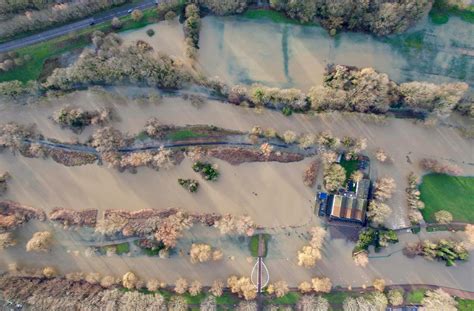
[458, 298, 474, 311]
[249, 234, 270, 257]
[167, 129, 204, 141]
[269, 292, 300, 305]
[406, 289, 426, 304]
[419, 174, 474, 223]
[0, 8, 159, 83]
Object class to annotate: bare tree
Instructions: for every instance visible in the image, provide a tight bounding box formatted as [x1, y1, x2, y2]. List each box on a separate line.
[374, 177, 396, 201]
[174, 278, 188, 294]
[323, 163, 346, 191]
[434, 210, 453, 224]
[311, 277, 332, 293]
[372, 278, 385, 292]
[26, 231, 52, 252]
[367, 201, 392, 226]
[0, 232, 16, 249]
[421, 289, 457, 311]
[122, 272, 138, 290]
[209, 279, 224, 297]
[387, 289, 404, 306]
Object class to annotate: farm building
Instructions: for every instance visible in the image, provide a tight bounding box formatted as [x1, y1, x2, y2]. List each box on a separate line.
[328, 178, 370, 224]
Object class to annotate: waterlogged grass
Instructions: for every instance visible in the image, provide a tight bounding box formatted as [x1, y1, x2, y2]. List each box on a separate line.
[0, 8, 159, 83]
[419, 174, 474, 223]
[407, 289, 426, 304]
[249, 234, 270, 257]
[429, 0, 474, 25]
[167, 129, 203, 141]
[242, 9, 317, 26]
[115, 242, 130, 255]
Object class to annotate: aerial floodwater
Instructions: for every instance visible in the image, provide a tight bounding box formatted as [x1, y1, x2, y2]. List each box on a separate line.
[0, 2, 473, 310]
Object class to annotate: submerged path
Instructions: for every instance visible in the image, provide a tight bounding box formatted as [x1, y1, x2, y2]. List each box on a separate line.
[25, 135, 317, 157]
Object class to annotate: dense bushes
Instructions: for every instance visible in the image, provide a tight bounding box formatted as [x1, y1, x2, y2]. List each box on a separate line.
[404, 239, 469, 266]
[192, 161, 219, 181]
[353, 228, 398, 254]
[269, 0, 431, 36]
[0, 0, 128, 40]
[52, 107, 111, 132]
[45, 32, 189, 90]
[178, 178, 199, 192]
[0, 52, 31, 73]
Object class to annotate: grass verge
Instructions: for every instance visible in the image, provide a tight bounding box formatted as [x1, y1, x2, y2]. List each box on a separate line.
[0, 7, 159, 83]
[419, 174, 474, 223]
[269, 292, 300, 305]
[167, 129, 204, 141]
[406, 289, 426, 304]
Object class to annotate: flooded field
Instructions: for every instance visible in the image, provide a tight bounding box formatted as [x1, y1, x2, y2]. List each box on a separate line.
[122, 15, 473, 90]
[1, 88, 473, 228]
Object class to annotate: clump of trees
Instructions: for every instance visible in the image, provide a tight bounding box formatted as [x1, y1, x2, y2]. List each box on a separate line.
[399, 81, 469, 118]
[183, 4, 201, 59]
[342, 292, 388, 311]
[387, 289, 404, 306]
[0, 232, 16, 249]
[214, 214, 256, 236]
[434, 210, 453, 224]
[26, 231, 52, 252]
[297, 294, 329, 311]
[52, 107, 111, 132]
[419, 158, 462, 175]
[269, 0, 431, 36]
[406, 172, 424, 224]
[373, 177, 396, 201]
[227, 275, 256, 300]
[367, 200, 392, 226]
[421, 288, 457, 311]
[323, 163, 346, 191]
[0, 52, 31, 72]
[404, 239, 469, 266]
[0, 1, 128, 40]
[192, 161, 219, 181]
[189, 243, 223, 263]
[178, 178, 199, 192]
[0, 122, 37, 151]
[267, 280, 289, 298]
[353, 228, 398, 255]
[46, 32, 189, 90]
[297, 227, 326, 268]
[197, 0, 250, 15]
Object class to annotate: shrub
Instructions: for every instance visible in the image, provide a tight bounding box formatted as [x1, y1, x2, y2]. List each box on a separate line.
[178, 178, 199, 192]
[122, 272, 138, 289]
[388, 289, 404, 306]
[282, 106, 293, 116]
[131, 9, 144, 22]
[165, 11, 177, 21]
[111, 17, 123, 29]
[26, 231, 52, 252]
[434, 210, 453, 224]
[323, 163, 346, 191]
[192, 161, 219, 181]
[146, 29, 155, 37]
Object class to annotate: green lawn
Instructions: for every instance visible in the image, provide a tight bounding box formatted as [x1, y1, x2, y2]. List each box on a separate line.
[216, 292, 239, 305]
[419, 174, 474, 223]
[340, 158, 359, 182]
[269, 292, 300, 305]
[0, 7, 159, 83]
[249, 234, 270, 257]
[458, 298, 474, 311]
[429, 0, 474, 25]
[242, 9, 299, 24]
[167, 129, 203, 141]
[406, 289, 426, 304]
[115, 242, 130, 255]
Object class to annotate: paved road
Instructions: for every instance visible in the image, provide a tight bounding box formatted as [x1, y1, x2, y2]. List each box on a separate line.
[0, 0, 157, 53]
